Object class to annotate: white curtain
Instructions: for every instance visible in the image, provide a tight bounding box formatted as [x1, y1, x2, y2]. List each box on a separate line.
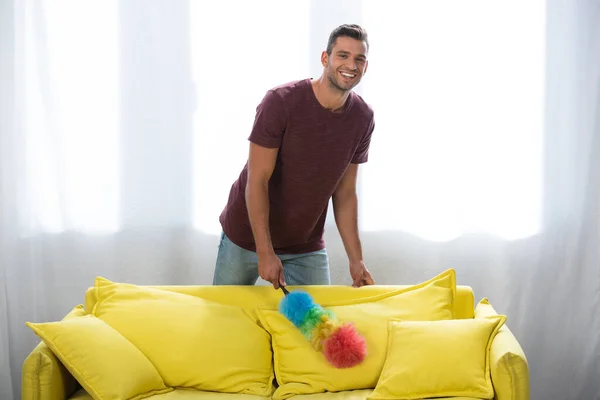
[1, 1, 598, 399]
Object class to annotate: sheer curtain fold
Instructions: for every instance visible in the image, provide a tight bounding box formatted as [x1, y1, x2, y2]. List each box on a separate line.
[1, 1, 599, 400]
[0, 0, 16, 396]
[514, 2, 600, 397]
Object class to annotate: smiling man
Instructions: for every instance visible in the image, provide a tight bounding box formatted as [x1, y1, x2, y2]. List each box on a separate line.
[213, 24, 376, 290]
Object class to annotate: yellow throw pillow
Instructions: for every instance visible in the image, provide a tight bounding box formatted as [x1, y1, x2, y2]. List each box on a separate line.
[26, 312, 172, 400]
[22, 305, 88, 400]
[256, 269, 456, 399]
[92, 277, 274, 397]
[368, 315, 507, 400]
[475, 298, 530, 400]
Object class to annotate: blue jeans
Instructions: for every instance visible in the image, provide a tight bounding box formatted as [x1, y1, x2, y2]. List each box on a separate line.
[212, 232, 331, 286]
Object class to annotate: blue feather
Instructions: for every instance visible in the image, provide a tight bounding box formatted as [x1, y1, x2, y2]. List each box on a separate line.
[279, 291, 316, 327]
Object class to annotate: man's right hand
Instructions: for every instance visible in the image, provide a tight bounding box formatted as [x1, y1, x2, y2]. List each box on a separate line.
[258, 253, 286, 289]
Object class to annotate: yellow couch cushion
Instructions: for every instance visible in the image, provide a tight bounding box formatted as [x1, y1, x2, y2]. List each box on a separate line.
[91, 277, 274, 397]
[256, 269, 456, 399]
[368, 315, 507, 400]
[84, 283, 475, 320]
[280, 390, 374, 399]
[26, 308, 172, 400]
[22, 305, 85, 400]
[70, 388, 480, 400]
[475, 298, 530, 400]
[288, 394, 477, 400]
[71, 388, 272, 399]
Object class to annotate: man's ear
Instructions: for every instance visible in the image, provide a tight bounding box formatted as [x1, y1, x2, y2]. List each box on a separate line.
[363, 60, 369, 75]
[321, 51, 328, 67]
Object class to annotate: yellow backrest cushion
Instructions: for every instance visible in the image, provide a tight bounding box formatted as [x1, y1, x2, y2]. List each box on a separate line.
[368, 315, 506, 400]
[256, 269, 456, 399]
[26, 310, 172, 400]
[84, 283, 474, 319]
[92, 277, 274, 397]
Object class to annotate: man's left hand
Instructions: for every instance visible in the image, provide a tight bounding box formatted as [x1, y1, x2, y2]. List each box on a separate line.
[349, 260, 375, 287]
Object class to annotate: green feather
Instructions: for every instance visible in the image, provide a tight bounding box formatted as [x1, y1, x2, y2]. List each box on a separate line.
[299, 306, 335, 339]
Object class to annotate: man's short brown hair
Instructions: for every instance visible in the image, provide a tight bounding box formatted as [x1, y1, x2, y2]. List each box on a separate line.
[326, 24, 369, 55]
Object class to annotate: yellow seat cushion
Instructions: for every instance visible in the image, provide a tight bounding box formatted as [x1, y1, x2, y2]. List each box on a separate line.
[91, 277, 274, 397]
[256, 269, 456, 399]
[288, 394, 477, 400]
[368, 315, 507, 400]
[70, 388, 272, 399]
[475, 298, 530, 400]
[70, 388, 479, 400]
[26, 309, 172, 400]
[280, 390, 374, 399]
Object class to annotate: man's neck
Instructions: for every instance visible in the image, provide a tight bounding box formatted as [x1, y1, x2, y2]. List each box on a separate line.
[311, 76, 350, 112]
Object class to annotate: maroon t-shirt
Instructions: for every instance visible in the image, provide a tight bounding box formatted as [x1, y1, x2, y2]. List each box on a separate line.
[219, 78, 375, 254]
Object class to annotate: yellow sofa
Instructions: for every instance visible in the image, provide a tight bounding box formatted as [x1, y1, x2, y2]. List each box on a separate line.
[22, 269, 529, 400]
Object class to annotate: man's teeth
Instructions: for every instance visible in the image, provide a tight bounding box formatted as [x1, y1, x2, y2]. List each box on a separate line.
[341, 72, 355, 78]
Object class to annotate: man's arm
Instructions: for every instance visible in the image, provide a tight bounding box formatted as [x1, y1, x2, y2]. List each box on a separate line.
[332, 163, 374, 287]
[246, 142, 277, 255]
[246, 142, 286, 288]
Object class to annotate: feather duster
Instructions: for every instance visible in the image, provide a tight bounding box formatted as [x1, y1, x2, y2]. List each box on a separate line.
[279, 287, 367, 368]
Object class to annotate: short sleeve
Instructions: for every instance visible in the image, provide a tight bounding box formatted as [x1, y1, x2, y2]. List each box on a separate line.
[351, 116, 375, 164]
[247, 89, 288, 148]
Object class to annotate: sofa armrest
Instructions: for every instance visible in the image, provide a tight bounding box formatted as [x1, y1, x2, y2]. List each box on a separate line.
[489, 323, 530, 400]
[477, 298, 530, 400]
[22, 341, 79, 400]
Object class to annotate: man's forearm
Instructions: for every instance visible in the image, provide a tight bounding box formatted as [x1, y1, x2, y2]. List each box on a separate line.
[332, 192, 363, 263]
[246, 180, 274, 256]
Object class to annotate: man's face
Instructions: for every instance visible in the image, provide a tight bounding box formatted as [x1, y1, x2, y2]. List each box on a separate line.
[322, 36, 369, 92]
